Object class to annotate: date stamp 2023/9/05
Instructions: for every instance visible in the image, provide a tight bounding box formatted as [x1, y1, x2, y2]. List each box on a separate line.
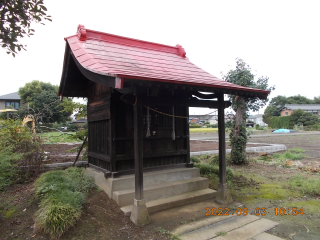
[205, 207, 304, 217]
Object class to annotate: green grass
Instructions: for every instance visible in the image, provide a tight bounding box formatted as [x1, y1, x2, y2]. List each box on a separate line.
[34, 167, 95, 238]
[38, 132, 81, 144]
[189, 128, 218, 133]
[272, 149, 305, 161]
[288, 175, 320, 195]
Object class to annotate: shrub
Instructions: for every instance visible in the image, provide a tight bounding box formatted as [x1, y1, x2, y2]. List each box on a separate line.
[190, 156, 200, 163]
[34, 167, 95, 238]
[0, 119, 43, 190]
[189, 124, 202, 128]
[269, 116, 291, 129]
[66, 124, 79, 132]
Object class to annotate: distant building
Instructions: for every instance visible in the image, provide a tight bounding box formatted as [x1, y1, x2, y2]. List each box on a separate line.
[280, 104, 320, 117]
[0, 92, 21, 110]
[72, 117, 87, 126]
[247, 114, 267, 127]
[189, 114, 218, 124]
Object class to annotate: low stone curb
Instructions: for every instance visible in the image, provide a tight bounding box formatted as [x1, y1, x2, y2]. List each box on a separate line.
[190, 141, 286, 156]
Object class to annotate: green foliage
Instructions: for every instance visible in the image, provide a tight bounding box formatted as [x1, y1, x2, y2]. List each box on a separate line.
[268, 116, 291, 129]
[18, 80, 56, 108]
[229, 123, 248, 164]
[190, 156, 200, 163]
[272, 150, 305, 161]
[189, 124, 202, 128]
[66, 124, 79, 132]
[223, 59, 275, 112]
[223, 59, 274, 165]
[0, 119, 43, 190]
[194, 163, 233, 181]
[298, 112, 320, 126]
[289, 109, 305, 127]
[17, 81, 72, 123]
[0, 0, 52, 56]
[289, 175, 320, 196]
[304, 124, 320, 131]
[34, 167, 95, 238]
[263, 105, 280, 124]
[60, 100, 87, 119]
[262, 95, 318, 124]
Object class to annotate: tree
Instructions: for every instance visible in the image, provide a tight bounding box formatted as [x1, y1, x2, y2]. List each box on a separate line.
[298, 112, 320, 126]
[223, 59, 274, 164]
[287, 95, 313, 104]
[17, 81, 72, 123]
[33, 90, 71, 123]
[18, 80, 57, 108]
[289, 109, 305, 127]
[262, 105, 280, 124]
[269, 95, 288, 111]
[313, 96, 320, 104]
[0, 0, 52, 57]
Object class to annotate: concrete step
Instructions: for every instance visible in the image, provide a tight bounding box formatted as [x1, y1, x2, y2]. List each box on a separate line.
[85, 167, 200, 198]
[180, 215, 260, 240]
[121, 188, 216, 216]
[113, 177, 209, 206]
[213, 218, 279, 240]
[252, 232, 284, 240]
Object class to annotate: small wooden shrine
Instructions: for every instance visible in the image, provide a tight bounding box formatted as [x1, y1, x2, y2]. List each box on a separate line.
[59, 25, 270, 225]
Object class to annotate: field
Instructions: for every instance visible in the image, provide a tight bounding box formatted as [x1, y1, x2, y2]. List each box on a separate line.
[1, 133, 320, 239]
[38, 132, 81, 144]
[189, 128, 218, 133]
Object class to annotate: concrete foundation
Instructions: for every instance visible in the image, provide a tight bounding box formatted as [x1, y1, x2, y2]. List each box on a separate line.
[215, 183, 233, 204]
[130, 199, 151, 226]
[85, 167, 217, 215]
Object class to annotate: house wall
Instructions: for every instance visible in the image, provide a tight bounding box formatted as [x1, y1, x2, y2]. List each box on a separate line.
[255, 116, 267, 127]
[281, 110, 293, 116]
[0, 100, 5, 110]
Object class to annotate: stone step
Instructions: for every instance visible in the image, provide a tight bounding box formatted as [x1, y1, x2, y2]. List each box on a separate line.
[180, 215, 260, 240]
[114, 177, 209, 207]
[213, 218, 279, 240]
[85, 167, 200, 198]
[121, 188, 216, 216]
[252, 232, 284, 240]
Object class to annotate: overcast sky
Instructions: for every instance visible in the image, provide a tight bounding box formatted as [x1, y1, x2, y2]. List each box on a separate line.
[1, 0, 319, 115]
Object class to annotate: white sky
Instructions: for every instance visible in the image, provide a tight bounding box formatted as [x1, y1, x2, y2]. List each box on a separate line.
[1, 0, 319, 115]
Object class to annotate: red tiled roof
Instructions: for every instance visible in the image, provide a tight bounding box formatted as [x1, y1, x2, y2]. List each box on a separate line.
[64, 25, 269, 96]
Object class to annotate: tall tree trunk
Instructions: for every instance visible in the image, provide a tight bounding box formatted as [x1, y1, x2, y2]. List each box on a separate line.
[230, 96, 247, 164]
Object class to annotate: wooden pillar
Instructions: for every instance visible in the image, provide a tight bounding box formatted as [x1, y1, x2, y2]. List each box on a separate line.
[134, 101, 144, 200]
[130, 93, 151, 226]
[216, 93, 233, 204]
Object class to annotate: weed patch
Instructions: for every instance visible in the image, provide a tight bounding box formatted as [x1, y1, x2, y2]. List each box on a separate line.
[34, 167, 95, 238]
[194, 163, 233, 181]
[155, 227, 180, 240]
[273, 149, 305, 161]
[288, 175, 320, 196]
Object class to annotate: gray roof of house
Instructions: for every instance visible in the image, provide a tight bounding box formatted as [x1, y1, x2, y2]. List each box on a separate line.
[0, 92, 20, 100]
[283, 104, 320, 111]
[72, 118, 87, 123]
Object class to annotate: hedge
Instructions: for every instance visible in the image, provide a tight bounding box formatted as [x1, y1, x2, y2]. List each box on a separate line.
[269, 116, 291, 129]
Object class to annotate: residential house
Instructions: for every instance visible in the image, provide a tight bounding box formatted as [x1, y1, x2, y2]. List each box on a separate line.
[280, 104, 320, 117]
[246, 114, 267, 127]
[0, 92, 21, 110]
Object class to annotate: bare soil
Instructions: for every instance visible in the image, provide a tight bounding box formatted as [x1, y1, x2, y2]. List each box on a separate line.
[43, 141, 268, 163]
